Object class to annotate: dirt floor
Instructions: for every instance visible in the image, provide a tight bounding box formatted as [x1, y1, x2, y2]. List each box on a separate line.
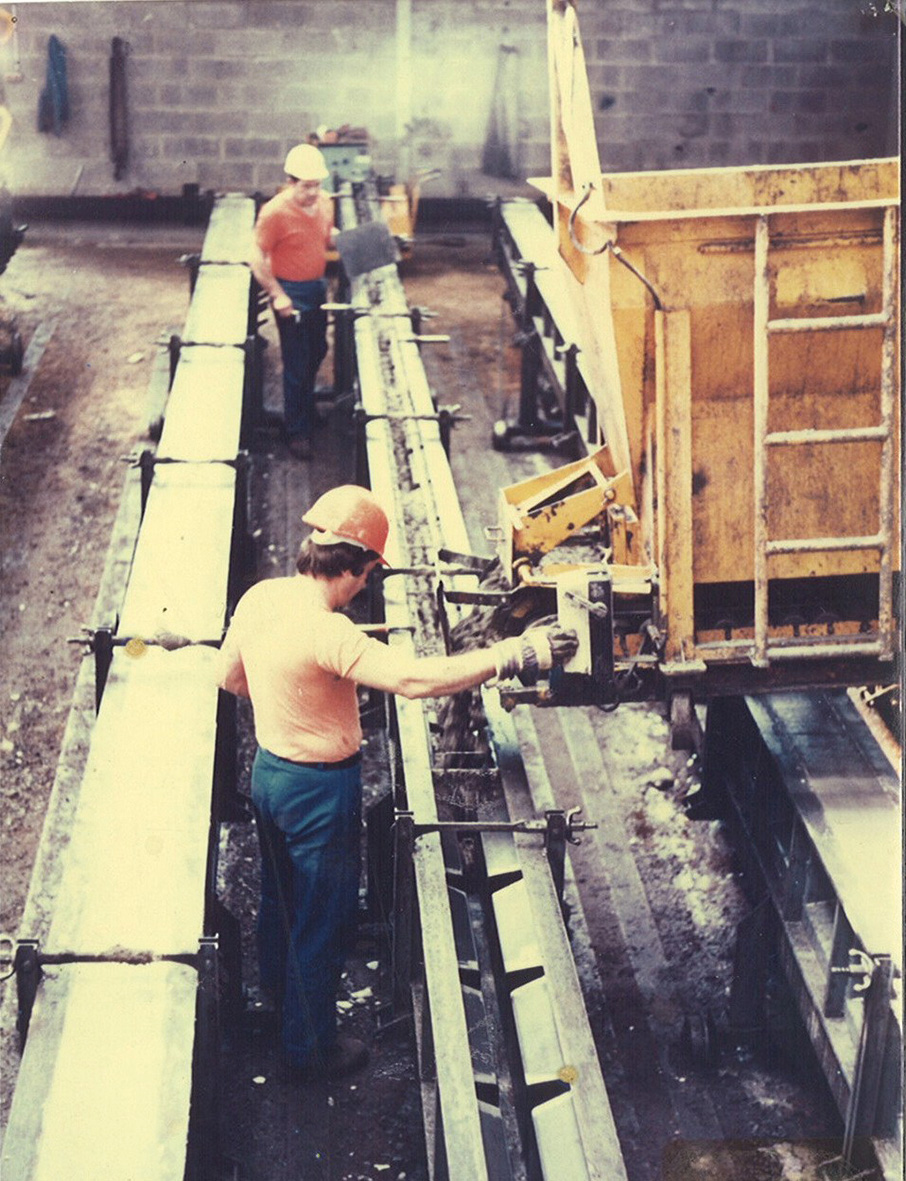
[0, 221, 854, 1180]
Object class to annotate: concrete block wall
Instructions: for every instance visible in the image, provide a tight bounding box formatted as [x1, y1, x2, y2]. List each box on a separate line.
[0, 0, 898, 200]
[585, 0, 900, 172]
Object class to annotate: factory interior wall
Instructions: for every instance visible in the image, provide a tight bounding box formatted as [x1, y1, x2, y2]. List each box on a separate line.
[0, 0, 899, 202]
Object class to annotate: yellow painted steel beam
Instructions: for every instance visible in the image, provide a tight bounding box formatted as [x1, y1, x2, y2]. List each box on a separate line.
[655, 310, 695, 665]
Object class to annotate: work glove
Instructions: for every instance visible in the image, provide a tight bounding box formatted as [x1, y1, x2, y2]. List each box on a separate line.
[491, 625, 580, 685]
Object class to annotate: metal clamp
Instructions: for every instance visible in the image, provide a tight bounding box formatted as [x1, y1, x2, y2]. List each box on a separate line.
[398, 806, 595, 843]
[122, 449, 246, 470]
[515, 258, 549, 276]
[831, 948, 890, 994]
[67, 625, 222, 710]
[564, 587, 610, 620]
[10, 936, 221, 1046]
[355, 404, 469, 425]
[67, 627, 222, 653]
[122, 448, 248, 515]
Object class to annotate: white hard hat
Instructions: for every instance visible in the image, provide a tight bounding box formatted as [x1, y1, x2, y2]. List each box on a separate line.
[284, 143, 329, 181]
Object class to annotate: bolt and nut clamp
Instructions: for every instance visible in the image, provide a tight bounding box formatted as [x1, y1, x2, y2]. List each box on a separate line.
[67, 626, 223, 654]
[396, 806, 595, 845]
[830, 948, 896, 993]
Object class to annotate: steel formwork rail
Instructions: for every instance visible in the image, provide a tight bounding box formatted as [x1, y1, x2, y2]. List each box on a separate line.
[340, 188, 491, 1181]
[705, 692, 902, 1177]
[340, 186, 624, 1180]
[1, 195, 256, 1181]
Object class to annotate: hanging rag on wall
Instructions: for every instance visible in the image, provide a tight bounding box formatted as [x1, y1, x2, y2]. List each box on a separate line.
[482, 44, 519, 180]
[37, 34, 69, 135]
[109, 37, 129, 180]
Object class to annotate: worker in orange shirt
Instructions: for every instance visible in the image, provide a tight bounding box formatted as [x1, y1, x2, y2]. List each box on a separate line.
[219, 484, 579, 1081]
[250, 143, 337, 461]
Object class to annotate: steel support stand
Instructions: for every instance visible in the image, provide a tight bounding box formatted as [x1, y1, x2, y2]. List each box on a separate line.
[182, 253, 201, 297]
[189, 936, 222, 1181]
[333, 307, 356, 400]
[391, 810, 417, 1013]
[213, 689, 250, 823]
[211, 902, 244, 1031]
[517, 264, 540, 433]
[728, 901, 772, 1032]
[438, 405, 453, 458]
[543, 809, 568, 904]
[843, 955, 899, 1153]
[825, 912, 857, 1019]
[562, 342, 581, 438]
[14, 940, 40, 1050]
[354, 402, 369, 487]
[227, 450, 253, 609]
[93, 625, 115, 711]
[168, 333, 182, 386]
[138, 448, 155, 515]
[366, 790, 396, 925]
[241, 333, 266, 443]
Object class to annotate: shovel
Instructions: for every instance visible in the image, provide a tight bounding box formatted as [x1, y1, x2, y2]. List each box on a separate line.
[335, 221, 400, 281]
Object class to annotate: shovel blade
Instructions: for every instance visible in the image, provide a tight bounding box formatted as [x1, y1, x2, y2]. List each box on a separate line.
[335, 221, 400, 280]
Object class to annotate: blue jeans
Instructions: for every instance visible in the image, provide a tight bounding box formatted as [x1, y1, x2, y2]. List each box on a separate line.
[251, 745, 362, 1069]
[275, 277, 328, 441]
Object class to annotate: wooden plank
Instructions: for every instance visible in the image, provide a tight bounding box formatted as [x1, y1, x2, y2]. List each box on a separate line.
[1, 963, 196, 1181]
[117, 464, 236, 642]
[46, 647, 218, 956]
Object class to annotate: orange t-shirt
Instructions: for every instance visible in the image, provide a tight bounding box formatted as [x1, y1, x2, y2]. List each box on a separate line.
[218, 575, 405, 763]
[254, 187, 334, 282]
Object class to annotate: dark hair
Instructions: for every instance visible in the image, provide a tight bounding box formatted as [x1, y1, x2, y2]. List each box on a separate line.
[296, 537, 379, 579]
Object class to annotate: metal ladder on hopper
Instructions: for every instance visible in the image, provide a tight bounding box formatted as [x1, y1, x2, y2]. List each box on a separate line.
[751, 205, 899, 667]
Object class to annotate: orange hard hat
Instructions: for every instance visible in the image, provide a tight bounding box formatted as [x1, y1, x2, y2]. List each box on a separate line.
[303, 485, 390, 563]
